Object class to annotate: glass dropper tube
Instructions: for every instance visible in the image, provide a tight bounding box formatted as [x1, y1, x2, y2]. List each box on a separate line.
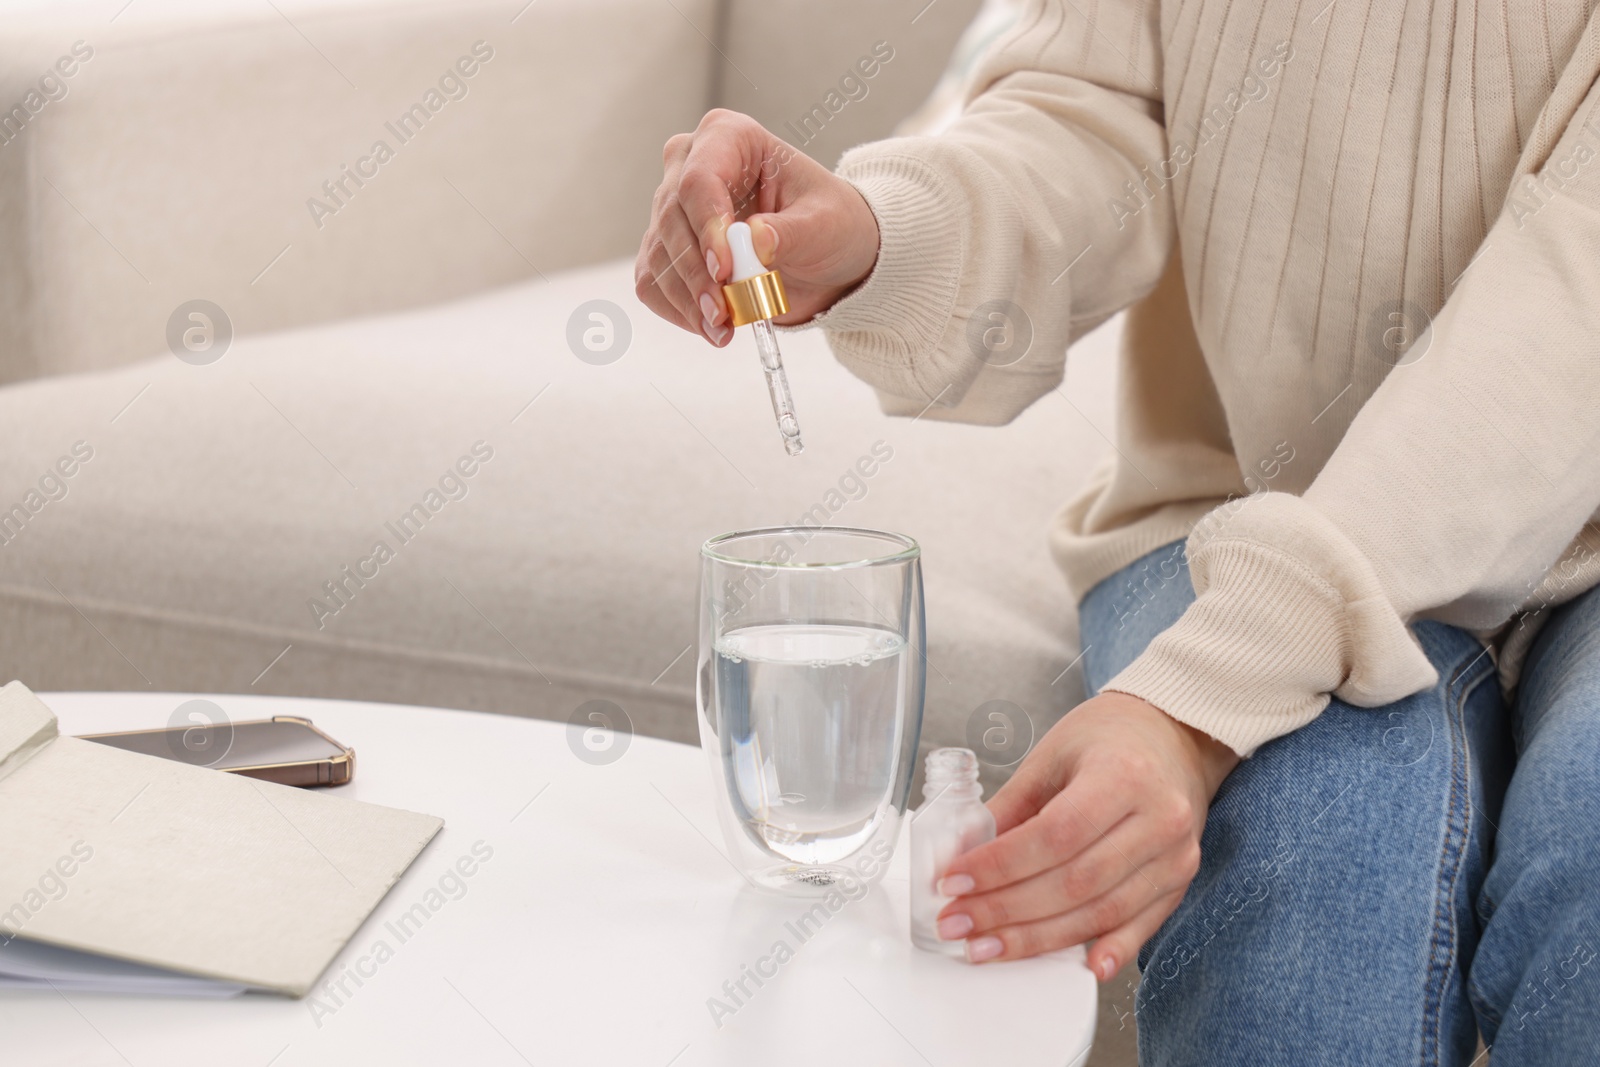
[750, 318, 803, 455]
[722, 221, 804, 456]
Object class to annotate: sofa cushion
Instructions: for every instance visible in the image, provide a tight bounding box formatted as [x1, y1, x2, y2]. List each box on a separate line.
[0, 0, 714, 384]
[894, 0, 1027, 137]
[718, 0, 984, 168]
[0, 258, 1118, 780]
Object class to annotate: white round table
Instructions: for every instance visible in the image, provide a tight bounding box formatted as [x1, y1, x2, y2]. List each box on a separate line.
[6, 692, 1096, 1066]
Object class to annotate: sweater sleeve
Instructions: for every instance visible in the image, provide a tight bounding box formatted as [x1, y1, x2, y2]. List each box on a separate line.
[1106, 68, 1600, 757]
[811, 0, 1174, 425]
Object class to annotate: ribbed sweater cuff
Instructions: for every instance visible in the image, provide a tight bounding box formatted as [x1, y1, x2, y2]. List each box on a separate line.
[809, 151, 964, 399]
[1104, 493, 1440, 757]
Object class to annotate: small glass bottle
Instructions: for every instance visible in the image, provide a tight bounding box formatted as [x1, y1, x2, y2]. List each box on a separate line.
[910, 747, 996, 956]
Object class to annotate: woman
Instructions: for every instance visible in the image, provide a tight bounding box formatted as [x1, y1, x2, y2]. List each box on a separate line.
[635, 2, 1600, 1061]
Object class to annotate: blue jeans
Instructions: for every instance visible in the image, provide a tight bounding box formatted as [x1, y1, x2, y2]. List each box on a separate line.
[1078, 541, 1600, 1066]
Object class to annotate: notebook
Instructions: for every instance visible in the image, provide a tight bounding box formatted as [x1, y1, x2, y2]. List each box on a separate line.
[0, 682, 443, 997]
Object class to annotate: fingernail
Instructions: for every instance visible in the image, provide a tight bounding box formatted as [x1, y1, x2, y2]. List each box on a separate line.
[704, 318, 730, 345]
[966, 936, 1003, 964]
[936, 914, 973, 941]
[1096, 956, 1117, 981]
[699, 292, 721, 327]
[705, 248, 720, 280]
[938, 874, 975, 897]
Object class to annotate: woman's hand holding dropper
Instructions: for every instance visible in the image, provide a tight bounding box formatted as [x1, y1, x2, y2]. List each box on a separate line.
[636, 110, 880, 346]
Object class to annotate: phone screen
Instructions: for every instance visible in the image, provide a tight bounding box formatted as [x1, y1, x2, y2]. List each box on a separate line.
[82, 718, 345, 771]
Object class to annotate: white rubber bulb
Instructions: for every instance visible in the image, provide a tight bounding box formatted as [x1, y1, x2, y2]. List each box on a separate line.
[726, 221, 766, 282]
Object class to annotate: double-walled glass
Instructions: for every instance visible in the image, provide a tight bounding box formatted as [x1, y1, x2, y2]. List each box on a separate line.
[697, 527, 926, 895]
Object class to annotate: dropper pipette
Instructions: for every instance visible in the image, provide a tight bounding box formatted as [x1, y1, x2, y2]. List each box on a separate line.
[722, 222, 803, 456]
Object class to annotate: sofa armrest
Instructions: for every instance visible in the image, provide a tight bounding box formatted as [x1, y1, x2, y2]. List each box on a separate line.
[0, 0, 716, 383]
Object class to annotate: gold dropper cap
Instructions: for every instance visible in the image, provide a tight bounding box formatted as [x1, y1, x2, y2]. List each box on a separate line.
[722, 269, 788, 327]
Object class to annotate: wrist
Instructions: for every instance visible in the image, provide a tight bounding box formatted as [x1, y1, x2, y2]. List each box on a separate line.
[831, 183, 881, 303]
[1170, 716, 1241, 798]
[1086, 690, 1242, 799]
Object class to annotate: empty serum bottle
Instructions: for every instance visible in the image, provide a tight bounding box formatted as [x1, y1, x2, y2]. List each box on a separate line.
[910, 747, 996, 957]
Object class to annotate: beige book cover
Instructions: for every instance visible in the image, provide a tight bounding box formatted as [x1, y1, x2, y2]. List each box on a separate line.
[0, 682, 443, 996]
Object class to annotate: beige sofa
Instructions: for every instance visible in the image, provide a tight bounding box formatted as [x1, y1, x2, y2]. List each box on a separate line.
[0, 0, 1122, 784]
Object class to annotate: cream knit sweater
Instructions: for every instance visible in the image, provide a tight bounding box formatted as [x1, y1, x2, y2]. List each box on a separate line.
[814, 0, 1600, 755]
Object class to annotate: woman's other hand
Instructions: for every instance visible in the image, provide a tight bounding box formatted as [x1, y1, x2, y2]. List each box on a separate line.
[934, 691, 1241, 980]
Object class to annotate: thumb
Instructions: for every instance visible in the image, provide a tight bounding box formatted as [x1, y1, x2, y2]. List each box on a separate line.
[746, 193, 871, 289]
[747, 210, 837, 273]
[746, 214, 783, 269]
